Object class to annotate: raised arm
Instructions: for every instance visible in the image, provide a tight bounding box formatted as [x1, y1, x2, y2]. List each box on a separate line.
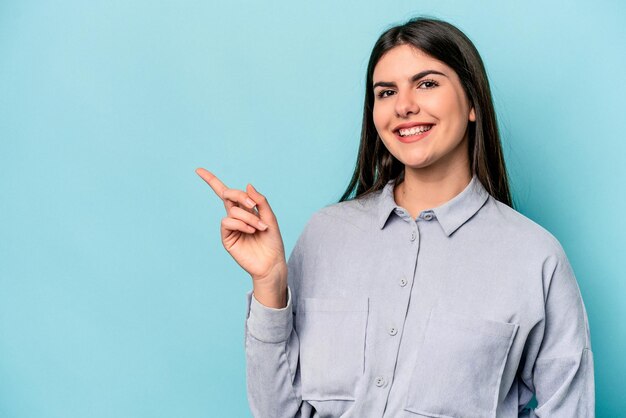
[196, 168, 288, 307]
[196, 168, 304, 417]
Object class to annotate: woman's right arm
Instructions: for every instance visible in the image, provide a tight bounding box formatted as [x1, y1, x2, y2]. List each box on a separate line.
[195, 168, 305, 417]
[245, 243, 306, 417]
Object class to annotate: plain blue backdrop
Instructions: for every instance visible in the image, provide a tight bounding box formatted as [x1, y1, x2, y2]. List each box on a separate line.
[1, 0, 624, 416]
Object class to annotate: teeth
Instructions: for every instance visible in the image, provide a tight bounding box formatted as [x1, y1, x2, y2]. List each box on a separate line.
[399, 125, 432, 137]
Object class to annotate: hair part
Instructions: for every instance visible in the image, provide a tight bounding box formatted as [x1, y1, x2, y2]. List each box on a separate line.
[339, 16, 513, 207]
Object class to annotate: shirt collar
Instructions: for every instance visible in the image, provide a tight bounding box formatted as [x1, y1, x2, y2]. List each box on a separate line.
[376, 173, 490, 236]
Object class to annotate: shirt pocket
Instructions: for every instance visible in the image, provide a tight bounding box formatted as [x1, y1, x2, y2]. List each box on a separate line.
[404, 306, 519, 418]
[296, 297, 369, 401]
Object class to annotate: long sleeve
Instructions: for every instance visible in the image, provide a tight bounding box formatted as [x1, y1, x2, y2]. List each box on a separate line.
[242, 176, 596, 417]
[244, 229, 307, 418]
[520, 245, 595, 417]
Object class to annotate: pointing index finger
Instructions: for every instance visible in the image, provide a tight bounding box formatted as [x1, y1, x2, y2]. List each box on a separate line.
[195, 168, 228, 200]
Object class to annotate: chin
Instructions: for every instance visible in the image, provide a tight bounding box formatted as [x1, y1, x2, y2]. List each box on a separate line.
[395, 154, 434, 169]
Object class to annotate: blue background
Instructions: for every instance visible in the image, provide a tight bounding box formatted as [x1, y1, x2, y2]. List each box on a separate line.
[1, 0, 624, 416]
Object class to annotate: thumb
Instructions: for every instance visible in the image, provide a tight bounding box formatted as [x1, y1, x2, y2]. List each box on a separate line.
[247, 183, 275, 223]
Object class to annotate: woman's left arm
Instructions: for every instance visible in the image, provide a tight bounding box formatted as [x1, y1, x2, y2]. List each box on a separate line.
[521, 245, 595, 417]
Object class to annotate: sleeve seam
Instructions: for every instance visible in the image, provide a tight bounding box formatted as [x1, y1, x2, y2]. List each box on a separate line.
[282, 340, 301, 407]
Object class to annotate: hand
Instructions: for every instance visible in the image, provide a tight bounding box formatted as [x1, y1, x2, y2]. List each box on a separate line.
[196, 168, 288, 308]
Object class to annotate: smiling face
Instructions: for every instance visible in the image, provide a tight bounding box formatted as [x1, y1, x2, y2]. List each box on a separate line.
[372, 44, 476, 175]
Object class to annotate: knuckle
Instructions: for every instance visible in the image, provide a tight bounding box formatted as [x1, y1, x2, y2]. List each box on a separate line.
[232, 191, 246, 203]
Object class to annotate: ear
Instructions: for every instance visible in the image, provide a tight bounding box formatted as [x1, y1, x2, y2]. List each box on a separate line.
[469, 107, 476, 122]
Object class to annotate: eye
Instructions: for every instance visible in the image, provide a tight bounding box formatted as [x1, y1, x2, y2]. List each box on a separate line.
[376, 89, 395, 99]
[418, 79, 439, 89]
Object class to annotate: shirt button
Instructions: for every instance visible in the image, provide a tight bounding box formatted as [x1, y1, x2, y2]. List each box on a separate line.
[424, 212, 433, 220]
[388, 326, 398, 336]
[410, 231, 416, 241]
[399, 277, 407, 287]
[375, 376, 386, 387]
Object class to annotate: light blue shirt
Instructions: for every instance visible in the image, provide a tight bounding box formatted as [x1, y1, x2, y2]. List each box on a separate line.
[245, 174, 594, 417]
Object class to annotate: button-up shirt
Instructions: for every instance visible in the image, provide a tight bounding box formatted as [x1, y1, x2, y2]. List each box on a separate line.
[244, 174, 594, 417]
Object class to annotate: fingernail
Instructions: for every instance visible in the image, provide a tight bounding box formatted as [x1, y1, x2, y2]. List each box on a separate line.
[246, 198, 256, 208]
[258, 220, 268, 230]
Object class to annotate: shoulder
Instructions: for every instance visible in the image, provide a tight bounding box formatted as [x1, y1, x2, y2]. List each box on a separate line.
[294, 192, 381, 249]
[483, 196, 568, 261]
[308, 193, 380, 231]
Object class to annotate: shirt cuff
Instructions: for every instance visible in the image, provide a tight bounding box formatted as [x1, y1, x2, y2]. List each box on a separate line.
[246, 286, 293, 343]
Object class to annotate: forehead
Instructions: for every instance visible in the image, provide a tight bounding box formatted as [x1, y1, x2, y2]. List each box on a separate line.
[373, 44, 449, 80]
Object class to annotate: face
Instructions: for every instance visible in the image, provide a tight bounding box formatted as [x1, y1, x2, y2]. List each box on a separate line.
[372, 44, 476, 174]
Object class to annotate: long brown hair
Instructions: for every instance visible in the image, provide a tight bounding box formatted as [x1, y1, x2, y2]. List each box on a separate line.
[339, 16, 513, 207]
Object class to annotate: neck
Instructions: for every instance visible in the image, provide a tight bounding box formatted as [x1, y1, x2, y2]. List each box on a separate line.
[394, 159, 472, 220]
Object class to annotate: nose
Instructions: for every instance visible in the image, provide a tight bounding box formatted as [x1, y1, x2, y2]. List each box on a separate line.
[395, 89, 420, 118]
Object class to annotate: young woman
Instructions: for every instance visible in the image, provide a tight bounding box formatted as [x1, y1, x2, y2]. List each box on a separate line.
[197, 17, 594, 418]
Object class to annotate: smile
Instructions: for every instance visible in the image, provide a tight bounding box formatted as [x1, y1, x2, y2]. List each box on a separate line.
[398, 125, 433, 137]
[395, 124, 435, 143]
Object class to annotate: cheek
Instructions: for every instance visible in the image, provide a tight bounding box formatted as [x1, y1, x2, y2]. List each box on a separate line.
[450, 98, 471, 130]
[373, 100, 396, 131]
[433, 95, 468, 131]
[447, 92, 472, 122]
[372, 105, 385, 131]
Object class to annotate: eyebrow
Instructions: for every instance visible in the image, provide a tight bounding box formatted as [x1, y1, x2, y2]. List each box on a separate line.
[372, 70, 447, 89]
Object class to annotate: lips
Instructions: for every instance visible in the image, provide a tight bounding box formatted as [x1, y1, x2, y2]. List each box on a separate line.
[393, 122, 435, 133]
[393, 123, 435, 143]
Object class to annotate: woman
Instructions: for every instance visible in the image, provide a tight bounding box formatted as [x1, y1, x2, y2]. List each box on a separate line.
[196, 17, 594, 418]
